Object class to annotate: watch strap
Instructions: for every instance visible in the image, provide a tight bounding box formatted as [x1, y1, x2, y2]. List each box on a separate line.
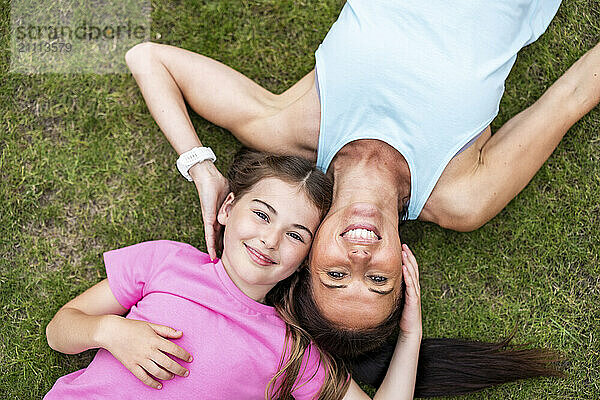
[176, 147, 217, 181]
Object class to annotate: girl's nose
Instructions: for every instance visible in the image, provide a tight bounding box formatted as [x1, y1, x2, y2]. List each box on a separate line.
[260, 230, 280, 249]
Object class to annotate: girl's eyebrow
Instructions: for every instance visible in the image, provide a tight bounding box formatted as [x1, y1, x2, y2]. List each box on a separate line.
[252, 199, 277, 214]
[251, 199, 314, 239]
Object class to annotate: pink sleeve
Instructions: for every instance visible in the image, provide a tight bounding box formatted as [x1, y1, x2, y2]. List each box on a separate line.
[103, 240, 176, 309]
[291, 343, 329, 400]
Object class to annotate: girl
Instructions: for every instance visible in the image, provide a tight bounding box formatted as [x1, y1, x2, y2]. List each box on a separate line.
[44, 148, 423, 400]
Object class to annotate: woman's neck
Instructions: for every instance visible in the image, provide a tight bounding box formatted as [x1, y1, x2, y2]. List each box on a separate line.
[328, 140, 410, 215]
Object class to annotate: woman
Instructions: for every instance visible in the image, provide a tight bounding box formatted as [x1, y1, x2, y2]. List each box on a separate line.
[125, 0, 599, 331]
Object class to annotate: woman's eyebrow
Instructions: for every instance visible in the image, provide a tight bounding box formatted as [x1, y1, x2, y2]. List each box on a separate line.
[320, 280, 392, 295]
[251, 199, 313, 238]
[369, 288, 393, 295]
[321, 281, 347, 289]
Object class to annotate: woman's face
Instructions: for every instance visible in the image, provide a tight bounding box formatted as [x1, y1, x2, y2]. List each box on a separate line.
[308, 202, 404, 329]
[218, 177, 321, 300]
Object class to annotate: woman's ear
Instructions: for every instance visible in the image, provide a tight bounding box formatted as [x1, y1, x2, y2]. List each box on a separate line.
[217, 192, 236, 226]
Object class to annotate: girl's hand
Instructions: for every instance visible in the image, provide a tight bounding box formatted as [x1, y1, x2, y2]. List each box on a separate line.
[100, 316, 193, 389]
[398, 244, 422, 339]
[189, 161, 229, 260]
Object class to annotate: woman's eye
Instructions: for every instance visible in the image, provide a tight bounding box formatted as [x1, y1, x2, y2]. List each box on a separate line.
[287, 232, 304, 242]
[253, 211, 269, 221]
[327, 271, 346, 279]
[369, 275, 388, 283]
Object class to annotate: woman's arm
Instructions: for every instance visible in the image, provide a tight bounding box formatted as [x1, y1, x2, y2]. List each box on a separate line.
[46, 279, 192, 389]
[125, 43, 320, 257]
[443, 42, 600, 231]
[125, 42, 298, 259]
[125, 42, 289, 154]
[343, 245, 422, 400]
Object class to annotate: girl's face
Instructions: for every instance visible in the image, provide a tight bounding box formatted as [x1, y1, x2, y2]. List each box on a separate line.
[217, 177, 321, 302]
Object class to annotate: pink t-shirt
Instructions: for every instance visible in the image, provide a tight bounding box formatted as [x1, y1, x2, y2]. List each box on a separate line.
[45, 240, 326, 399]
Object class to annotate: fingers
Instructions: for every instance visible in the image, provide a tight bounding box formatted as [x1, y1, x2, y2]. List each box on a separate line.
[402, 263, 417, 300]
[402, 245, 420, 299]
[153, 350, 190, 377]
[202, 205, 223, 261]
[141, 359, 174, 381]
[131, 365, 163, 390]
[204, 221, 217, 260]
[199, 199, 217, 258]
[158, 338, 193, 363]
[149, 323, 183, 339]
[149, 323, 193, 362]
[402, 244, 419, 279]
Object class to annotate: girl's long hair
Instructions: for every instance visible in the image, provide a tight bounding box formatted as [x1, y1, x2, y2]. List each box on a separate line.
[267, 271, 350, 400]
[228, 148, 344, 399]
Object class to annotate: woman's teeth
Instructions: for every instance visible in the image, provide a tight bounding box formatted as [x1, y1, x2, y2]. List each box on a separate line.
[342, 228, 379, 240]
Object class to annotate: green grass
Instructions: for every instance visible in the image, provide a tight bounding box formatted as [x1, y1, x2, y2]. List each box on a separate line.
[1, 0, 599, 398]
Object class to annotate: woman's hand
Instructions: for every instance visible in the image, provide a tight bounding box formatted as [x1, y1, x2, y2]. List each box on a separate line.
[399, 244, 422, 339]
[189, 161, 230, 260]
[99, 315, 193, 390]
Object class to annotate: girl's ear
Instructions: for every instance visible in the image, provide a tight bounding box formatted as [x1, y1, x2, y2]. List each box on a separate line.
[217, 192, 236, 226]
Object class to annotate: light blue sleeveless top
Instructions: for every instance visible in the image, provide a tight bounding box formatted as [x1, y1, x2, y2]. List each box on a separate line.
[315, 0, 561, 219]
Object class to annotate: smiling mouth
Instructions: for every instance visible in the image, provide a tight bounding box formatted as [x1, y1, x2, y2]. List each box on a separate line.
[244, 244, 277, 266]
[341, 224, 381, 244]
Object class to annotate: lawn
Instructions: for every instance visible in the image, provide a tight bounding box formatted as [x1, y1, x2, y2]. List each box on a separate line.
[1, 0, 599, 398]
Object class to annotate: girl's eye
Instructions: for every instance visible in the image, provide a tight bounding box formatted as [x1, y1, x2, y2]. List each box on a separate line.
[327, 271, 346, 280]
[369, 275, 388, 283]
[253, 211, 269, 221]
[287, 232, 304, 242]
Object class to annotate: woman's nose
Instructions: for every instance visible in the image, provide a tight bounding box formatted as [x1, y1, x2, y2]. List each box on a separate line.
[348, 248, 371, 263]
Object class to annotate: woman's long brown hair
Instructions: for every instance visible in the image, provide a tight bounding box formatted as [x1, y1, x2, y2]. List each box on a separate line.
[289, 266, 565, 398]
[228, 148, 346, 399]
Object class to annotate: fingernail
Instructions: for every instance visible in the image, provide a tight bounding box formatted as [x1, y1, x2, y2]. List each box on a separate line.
[188, 356, 193, 362]
[157, 384, 162, 390]
[184, 370, 189, 377]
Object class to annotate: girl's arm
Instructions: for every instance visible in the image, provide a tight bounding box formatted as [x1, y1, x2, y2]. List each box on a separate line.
[46, 279, 192, 389]
[46, 280, 126, 354]
[343, 245, 422, 400]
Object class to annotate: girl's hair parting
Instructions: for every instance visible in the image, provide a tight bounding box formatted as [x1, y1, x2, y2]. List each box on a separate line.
[227, 147, 332, 220]
[227, 148, 340, 399]
[288, 267, 564, 398]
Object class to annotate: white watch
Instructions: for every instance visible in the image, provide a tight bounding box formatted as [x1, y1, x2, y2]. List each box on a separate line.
[176, 147, 217, 181]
